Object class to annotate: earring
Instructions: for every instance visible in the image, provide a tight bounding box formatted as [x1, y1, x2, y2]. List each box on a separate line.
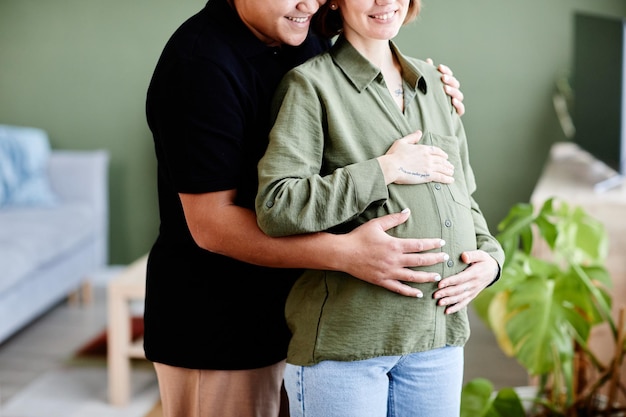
[330, 3, 337, 10]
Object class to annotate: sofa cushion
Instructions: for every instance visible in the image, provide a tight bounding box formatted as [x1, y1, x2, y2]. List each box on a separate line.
[0, 124, 58, 208]
[0, 202, 97, 294]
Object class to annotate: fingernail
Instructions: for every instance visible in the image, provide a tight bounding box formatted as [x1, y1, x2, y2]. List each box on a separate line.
[434, 274, 441, 282]
[443, 253, 450, 261]
[440, 239, 446, 246]
[401, 207, 410, 214]
[416, 292, 424, 298]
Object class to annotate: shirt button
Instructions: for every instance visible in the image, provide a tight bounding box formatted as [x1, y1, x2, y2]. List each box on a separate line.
[447, 260, 455, 268]
[265, 201, 274, 208]
[445, 219, 452, 227]
[434, 184, 442, 190]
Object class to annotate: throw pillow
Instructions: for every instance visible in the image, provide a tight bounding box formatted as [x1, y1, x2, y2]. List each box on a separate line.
[0, 124, 58, 208]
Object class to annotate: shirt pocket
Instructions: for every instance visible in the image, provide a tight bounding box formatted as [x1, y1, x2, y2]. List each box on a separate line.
[423, 131, 472, 209]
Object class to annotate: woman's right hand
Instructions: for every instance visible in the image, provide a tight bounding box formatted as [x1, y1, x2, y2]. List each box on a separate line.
[377, 130, 454, 185]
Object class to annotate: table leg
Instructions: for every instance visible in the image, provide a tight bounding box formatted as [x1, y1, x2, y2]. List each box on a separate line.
[108, 284, 131, 406]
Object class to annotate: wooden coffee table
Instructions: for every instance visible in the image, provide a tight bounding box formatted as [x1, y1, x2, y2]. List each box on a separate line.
[107, 254, 149, 406]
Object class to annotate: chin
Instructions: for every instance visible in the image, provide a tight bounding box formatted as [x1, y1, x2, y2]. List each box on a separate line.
[283, 34, 309, 47]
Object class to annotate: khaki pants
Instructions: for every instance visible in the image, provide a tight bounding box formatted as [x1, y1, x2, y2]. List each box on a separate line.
[154, 360, 289, 417]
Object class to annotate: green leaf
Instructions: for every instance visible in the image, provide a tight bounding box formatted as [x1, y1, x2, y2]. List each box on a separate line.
[460, 379, 526, 417]
[496, 202, 535, 260]
[490, 388, 527, 417]
[503, 275, 576, 375]
[461, 378, 494, 417]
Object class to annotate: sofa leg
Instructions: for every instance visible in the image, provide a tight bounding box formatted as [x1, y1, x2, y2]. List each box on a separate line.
[67, 280, 93, 306]
[81, 280, 93, 305]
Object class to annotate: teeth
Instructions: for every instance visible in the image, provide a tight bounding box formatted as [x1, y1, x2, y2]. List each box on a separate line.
[372, 12, 395, 20]
[288, 17, 308, 23]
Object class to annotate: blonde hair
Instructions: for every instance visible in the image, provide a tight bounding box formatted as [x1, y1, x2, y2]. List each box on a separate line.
[313, 0, 421, 39]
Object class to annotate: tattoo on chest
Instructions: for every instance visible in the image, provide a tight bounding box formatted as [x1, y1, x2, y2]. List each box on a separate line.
[394, 83, 403, 97]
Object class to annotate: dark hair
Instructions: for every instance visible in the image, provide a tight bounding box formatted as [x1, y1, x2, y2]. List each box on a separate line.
[312, 3, 343, 38]
[313, 0, 421, 39]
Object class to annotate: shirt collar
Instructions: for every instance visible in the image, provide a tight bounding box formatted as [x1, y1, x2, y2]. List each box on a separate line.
[330, 35, 428, 95]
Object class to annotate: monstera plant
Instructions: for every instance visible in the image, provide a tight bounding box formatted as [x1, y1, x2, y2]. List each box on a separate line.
[462, 197, 626, 416]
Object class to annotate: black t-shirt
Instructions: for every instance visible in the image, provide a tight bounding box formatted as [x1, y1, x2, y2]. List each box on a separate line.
[144, 0, 328, 370]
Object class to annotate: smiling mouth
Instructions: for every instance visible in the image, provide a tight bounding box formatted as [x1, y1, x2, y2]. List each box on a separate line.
[287, 16, 309, 24]
[371, 11, 397, 21]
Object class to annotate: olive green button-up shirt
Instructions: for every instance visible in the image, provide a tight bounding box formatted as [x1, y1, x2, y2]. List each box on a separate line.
[256, 36, 504, 366]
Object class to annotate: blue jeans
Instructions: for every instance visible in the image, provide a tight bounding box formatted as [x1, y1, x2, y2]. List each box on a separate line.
[284, 346, 464, 417]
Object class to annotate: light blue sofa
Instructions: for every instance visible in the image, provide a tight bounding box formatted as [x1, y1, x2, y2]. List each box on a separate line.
[0, 125, 109, 344]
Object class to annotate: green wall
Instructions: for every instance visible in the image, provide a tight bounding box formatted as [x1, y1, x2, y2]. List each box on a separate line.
[1, 0, 625, 265]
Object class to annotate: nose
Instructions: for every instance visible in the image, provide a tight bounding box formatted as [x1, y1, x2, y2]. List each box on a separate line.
[297, 0, 322, 13]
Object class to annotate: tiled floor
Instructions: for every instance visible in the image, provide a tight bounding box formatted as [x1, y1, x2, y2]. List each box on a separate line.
[0, 266, 135, 408]
[0, 274, 529, 409]
[0, 284, 111, 406]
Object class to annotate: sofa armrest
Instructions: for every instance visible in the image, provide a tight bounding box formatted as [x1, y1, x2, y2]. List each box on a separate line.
[48, 150, 109, 206]
[47, 149, 110, 265]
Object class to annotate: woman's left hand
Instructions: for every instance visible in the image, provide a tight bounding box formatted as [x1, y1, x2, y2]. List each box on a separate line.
[432, 250, 499, 314]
